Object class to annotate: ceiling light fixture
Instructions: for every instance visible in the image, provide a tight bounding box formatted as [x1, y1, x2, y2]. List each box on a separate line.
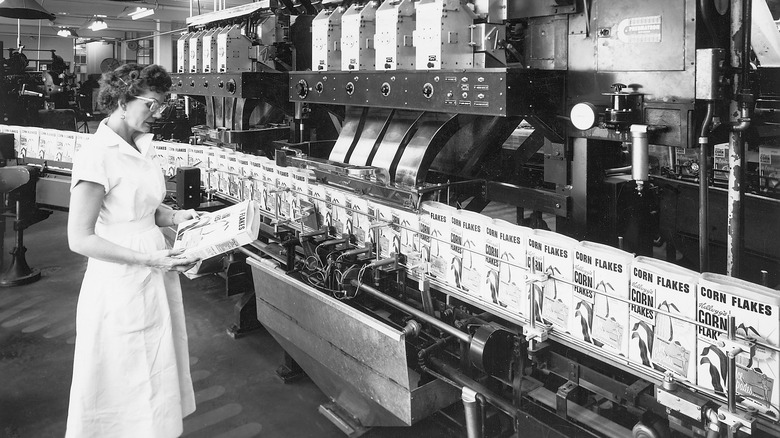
[89, 19, 107, 31]
[0, 0, 55, 20]
[57, 28, 78, 38]
[130, 7, 155, 20]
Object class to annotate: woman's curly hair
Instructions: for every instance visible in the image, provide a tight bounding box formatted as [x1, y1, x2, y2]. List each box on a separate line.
[97, 63, 172, 113]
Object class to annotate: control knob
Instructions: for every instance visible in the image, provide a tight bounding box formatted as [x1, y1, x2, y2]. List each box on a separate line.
[422, 83, 434, 99]
[296, 79, 309, 98]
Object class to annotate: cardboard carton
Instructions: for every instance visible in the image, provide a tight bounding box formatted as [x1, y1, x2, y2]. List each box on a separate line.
[173, 200, 261, 277]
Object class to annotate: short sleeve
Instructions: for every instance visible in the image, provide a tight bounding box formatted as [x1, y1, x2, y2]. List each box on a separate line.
[71, 144, 110, 193]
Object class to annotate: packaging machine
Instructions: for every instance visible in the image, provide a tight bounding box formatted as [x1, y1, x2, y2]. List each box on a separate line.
[4, 0, 778, 436]
[233, 0, 780, 437]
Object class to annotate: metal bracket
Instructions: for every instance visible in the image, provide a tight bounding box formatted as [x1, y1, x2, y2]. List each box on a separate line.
[624, 379, 652, 407]
[717, 406, 756, 437]
[418, 276, 435, 316]
[556, 381, 578, 420]
[567, 359, 579, 384]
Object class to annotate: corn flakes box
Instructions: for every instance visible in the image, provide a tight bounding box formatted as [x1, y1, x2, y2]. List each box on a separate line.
[528, 229, 577, 332]
[18, 127, 41, 160]
[420, 201, 453, 281]
[574, 241, 633, 357]
[697, 273, 780, 416]
[629, 257, 698, 382]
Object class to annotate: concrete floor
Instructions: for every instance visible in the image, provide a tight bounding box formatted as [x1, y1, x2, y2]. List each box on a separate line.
[0, 210, 461, 438]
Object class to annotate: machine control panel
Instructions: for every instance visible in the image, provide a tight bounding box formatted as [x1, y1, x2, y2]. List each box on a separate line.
[171, 72, 287, 99]
[288, 69, 564, 117]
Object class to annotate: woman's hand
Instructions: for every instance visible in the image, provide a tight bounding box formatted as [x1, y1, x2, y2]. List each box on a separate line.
[145, 248, 200, 272]
[173, 209, 200, 225]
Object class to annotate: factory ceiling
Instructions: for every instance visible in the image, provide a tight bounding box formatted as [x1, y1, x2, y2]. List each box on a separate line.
[0, 0, 249, 40]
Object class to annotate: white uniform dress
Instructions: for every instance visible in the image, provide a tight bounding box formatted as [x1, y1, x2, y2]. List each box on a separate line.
[65, 120, 196, 438]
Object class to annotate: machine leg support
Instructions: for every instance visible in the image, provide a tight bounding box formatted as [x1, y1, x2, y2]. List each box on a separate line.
[225, 253, 253, 297]
[226, 291, 263, 339]
[276, 350, 306, 383]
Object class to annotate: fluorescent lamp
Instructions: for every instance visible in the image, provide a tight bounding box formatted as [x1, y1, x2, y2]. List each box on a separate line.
[130, 7, 154, 20]
[57, 28, 71, 37]
[89, 19, 107, 31]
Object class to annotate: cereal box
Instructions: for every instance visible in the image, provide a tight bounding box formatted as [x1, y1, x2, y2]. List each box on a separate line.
[528, 229, 577, 332]
[486, 220, 529, 314]
[574, 241, 633, 357]
[173, 200, 261, 278]
[629, 257, 698, 382]
[420, 201, 452, 281]
[697, 273, 780, 415]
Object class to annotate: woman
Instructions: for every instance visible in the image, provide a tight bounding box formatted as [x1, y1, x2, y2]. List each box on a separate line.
[66, 64, 199, 438]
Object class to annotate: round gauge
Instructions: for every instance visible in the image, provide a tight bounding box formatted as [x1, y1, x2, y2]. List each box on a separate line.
[570, 102, 598, 131]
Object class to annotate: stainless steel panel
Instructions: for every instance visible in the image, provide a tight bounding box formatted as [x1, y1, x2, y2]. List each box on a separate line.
[526, 15, 569, 70]
[507, 0, 576, 19]
[251, 259, 411, 388]
[214, 96, 224, 128]
[429, 115, 519, 177]
[567, 0, 696, 110]
[695, 48, 726, 100]
[35, 173, 70, 209]
[394, 112, 459, 187]
[329, 106, 366, 163]
[249, 257, 460, 426]
[224, 97, 236, 130]
[371, 110, 423, 173]
[265, 325, 411, 427]
[205, 96, 217, 129]
[595, 0, 686, 72]
[347, 108, 393, 166]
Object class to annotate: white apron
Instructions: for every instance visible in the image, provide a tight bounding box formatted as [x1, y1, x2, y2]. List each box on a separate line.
[65, 120, 195, 438]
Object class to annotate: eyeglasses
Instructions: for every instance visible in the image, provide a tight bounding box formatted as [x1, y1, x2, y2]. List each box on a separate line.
[134, 96, 169, 115]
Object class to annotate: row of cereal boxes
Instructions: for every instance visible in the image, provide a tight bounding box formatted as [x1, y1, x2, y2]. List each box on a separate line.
[415, 202, 779, 416]
[161, 140, 780, 416]
[0, 125, 91, 163]
[5, 125, 776, 414]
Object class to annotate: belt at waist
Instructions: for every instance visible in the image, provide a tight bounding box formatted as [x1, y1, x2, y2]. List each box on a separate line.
[95, 215, 156, 236]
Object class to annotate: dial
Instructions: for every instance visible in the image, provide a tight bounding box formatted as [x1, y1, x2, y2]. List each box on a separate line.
[570, 102, 598, 131]
[422, 83, 434, 99]
[296, 79, 308, 98]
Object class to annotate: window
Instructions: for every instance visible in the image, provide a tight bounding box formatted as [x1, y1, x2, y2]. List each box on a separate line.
[137, 38, 153, 65]
[74, 43, 87, 83]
